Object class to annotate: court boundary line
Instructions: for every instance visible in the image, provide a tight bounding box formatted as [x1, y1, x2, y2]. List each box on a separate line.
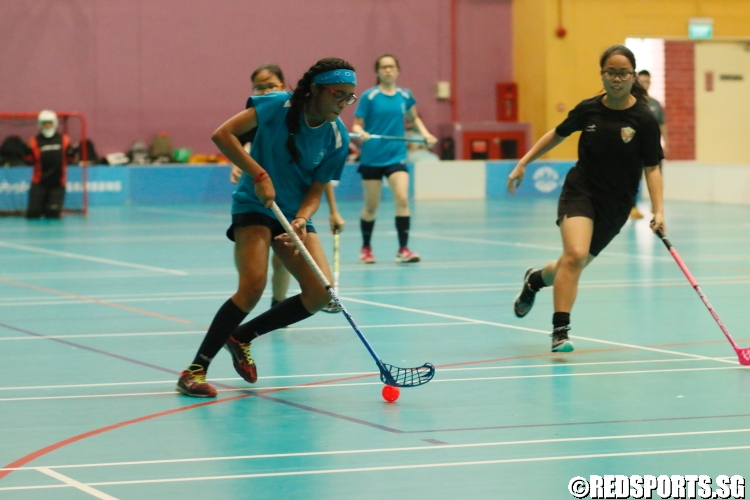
[0, 292, 744, 482]
[341, 296, 739, 365]
[0, 280, 192, 324]
[0, 365, 740, 403]
[37, 468, 119, 499]
[4, 444, 750, 491]
[0, 241, 187, 275]
[0, 356, 717, 392]
[0, 321, 469, 341]
[5, 427, 750, 471]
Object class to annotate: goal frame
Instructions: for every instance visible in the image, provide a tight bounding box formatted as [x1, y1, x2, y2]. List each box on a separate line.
[0, 111, 88, 215]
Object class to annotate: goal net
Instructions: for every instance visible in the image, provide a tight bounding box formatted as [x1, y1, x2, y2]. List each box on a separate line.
[0, 112, 89, 215]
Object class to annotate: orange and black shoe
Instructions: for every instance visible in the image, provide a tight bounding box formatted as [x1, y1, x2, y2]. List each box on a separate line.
[175, 364, 217, 398]
[224, 336, 258, 383]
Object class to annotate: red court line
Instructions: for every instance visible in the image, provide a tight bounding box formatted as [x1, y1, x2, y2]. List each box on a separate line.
[0, 349, 594, 479]
[0, 372, 377, 479]
[0, 277, 192, 324]
[0, 338, 723, 480]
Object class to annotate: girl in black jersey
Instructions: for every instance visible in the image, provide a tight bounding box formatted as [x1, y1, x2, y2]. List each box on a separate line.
[506, 45, 665, 353]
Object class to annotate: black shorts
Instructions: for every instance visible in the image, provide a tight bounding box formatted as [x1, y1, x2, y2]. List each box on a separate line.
[226, 212, 316, 242]
[556, 173, 630, 257]
[358, 163, 408, 180]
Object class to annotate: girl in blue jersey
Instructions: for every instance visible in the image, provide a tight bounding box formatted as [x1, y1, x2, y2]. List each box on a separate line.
[230, 64, 346, 313]
[177, 58, 357, 398]
[352, 54, 437, 264]
[507, 45, 665, 353]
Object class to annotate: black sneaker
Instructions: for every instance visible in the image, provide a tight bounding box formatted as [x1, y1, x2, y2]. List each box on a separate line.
[551, 326, 574, 353]
[513, 268, 538, 318]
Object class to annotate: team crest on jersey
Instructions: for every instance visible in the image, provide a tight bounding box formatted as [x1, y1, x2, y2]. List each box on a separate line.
[313, 149, 326, 166]
[621, 127, 635, 143]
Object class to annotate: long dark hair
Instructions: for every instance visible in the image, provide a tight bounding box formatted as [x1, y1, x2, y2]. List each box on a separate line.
[599, 45, 648, 103]
[285, 57, 355, 164]
[375, 54, 400, 85]
[251, 63, 285, 85]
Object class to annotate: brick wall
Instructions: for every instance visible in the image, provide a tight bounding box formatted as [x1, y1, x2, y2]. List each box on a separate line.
[664, 41, 695, 160]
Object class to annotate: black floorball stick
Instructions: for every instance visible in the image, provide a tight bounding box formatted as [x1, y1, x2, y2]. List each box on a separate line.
[656, 229, 750, 365]
[270, 202, 435, 387]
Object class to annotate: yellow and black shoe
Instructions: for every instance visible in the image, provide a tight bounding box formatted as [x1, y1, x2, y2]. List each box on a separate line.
[176, 364, 217, 398]
[224, 336, 258, 383]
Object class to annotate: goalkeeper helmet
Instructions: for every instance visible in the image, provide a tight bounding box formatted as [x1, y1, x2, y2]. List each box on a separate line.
[38, 110, 59, 138]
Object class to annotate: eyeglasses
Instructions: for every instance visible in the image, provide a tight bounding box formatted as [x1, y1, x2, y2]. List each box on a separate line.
[601, 70, 634, 81]
[253, 83, 283, 95]
[320, 85, 357, 105]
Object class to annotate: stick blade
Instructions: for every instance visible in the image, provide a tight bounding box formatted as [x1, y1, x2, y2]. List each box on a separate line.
[321, 300, 342, 314]
[736, 348, 750, 366]
[380, 362, 435, 388]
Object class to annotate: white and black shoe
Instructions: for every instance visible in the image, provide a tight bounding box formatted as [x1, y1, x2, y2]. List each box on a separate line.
[551, 326, 574, 353]
[513, 268, 538, 318]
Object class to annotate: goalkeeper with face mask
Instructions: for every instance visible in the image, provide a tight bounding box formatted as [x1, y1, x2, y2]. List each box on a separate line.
[26, 110, 74, 219]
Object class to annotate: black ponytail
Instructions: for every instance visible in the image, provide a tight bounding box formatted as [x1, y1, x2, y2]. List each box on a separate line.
[285, 57, 355, 164]
[599, 45, 648, 103]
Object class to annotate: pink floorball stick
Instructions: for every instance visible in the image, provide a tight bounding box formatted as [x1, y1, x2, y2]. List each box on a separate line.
[656, 229, 750, 365]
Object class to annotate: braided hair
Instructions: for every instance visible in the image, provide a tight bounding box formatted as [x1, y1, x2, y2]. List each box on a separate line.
[285, 57, 355, 164]
[599, 45, 649, 103]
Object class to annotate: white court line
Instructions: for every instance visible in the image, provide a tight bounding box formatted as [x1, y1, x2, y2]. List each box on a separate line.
[0, 241, 187, 275]
[410, 232, 674, 262]
[4, 444, 750, 490]
[340, 296, 739, 365]
[1, 276, 747, 307]
[7, 428, 750, 471]
[0, 357, 713, 392]
[0, 321, 472, 341]
[0, 365, 741, 402]
[134, 206, 228, 219]
[37, 468, 119, 499]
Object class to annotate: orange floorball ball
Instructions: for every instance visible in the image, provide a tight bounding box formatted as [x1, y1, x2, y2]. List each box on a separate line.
[381, 385, 400, 402]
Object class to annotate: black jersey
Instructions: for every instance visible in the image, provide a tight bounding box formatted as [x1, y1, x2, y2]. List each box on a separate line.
[555, 95, 663, 207]
[29, 133, 72, 187]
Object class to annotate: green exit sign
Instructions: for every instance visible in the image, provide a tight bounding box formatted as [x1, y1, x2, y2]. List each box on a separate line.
[689, 17, 713, 39]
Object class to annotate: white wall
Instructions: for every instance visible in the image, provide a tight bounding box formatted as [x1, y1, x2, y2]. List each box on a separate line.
[695, 42, 750, 164]
[662, 161, 750, 204]
[413, 161, 486, 200]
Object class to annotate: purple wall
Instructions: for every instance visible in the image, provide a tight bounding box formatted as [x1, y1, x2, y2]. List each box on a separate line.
[1, 0, 511, 155]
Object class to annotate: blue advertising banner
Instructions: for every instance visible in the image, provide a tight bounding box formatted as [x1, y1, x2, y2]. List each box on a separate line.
[486, 160, 575, 198]
[128, 165, 234, 204]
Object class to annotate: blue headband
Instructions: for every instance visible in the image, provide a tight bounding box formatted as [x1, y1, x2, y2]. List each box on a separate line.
[312, 69, 357, 86]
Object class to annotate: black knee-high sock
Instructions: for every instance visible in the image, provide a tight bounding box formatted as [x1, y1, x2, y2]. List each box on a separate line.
[361, 219, 375, 247]
[528, 270, 547, 292]
[232, 294, 312, 342]
[192, 298, 248, 370]
[552, 312, 570, 330]
[395, 216, 410, 248]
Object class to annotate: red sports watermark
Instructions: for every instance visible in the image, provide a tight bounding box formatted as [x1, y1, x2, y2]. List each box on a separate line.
[568, 475, 745, 499]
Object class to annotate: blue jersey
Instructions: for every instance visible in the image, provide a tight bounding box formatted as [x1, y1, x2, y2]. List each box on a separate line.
[232, 92, 350, 221]
[355, 86, 416, 166]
